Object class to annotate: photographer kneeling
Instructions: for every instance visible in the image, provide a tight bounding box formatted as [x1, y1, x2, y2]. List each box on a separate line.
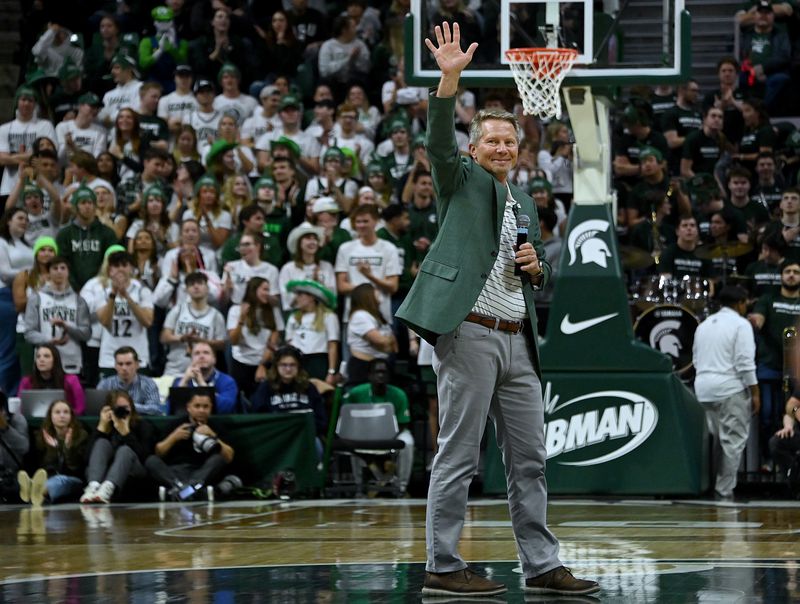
[145, 392, 235, 501]
[81, 391, 157, 503]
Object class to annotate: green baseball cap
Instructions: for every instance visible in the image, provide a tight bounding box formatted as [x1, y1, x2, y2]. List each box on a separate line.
[111, 52, 138, 72]
[15, 85, 37, 104]
[366, 161, 387, 177]
[253, 176, 278, 193]
[639, 145, 663, 162]
[621, 105, 647, 125]
[218, 63, 241, 82]
[412, 133, 427, 148]
[529, 177, 553, 193]
[279, 95, 302, 111]
[77, 92, 102, 107]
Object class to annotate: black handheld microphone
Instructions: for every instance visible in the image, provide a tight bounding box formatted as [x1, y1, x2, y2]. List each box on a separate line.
[514, 214, 530, 275]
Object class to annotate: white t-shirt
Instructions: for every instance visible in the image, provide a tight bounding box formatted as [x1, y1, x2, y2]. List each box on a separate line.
[241, 110, 281, 143]
[0, 118, 57, 195]
[226, 303, 285, 366]
[181, 208, 233, 252]
[0, 237, 33, 287]
[254, 128, 321, 160]
[347, 309, 390, 359]
[285, 310, 340, 356]
[335, 238, 401, 320]
[157, 91, 198, 124]
[99, 79, 142, 124]
[159, 246, 219, 277]
[303, 175, 359, 203]
[162, 302, 226, 376]
[80, 277, 107, 347]
[213, 93, 258, 126]
[223, 259, 280, 304]
[126, 219, 180, 249]
[278, 260, 337, 312]
[325, 129, 375, 169]
[98, 279, 154, 368]
[380, 82, 427, 108]
[55, 120, 108, 162]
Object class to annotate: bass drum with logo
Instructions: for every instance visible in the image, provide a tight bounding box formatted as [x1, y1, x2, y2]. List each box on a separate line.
[633, 304, 699, 373]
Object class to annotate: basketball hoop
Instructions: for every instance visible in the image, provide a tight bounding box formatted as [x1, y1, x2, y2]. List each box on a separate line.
[505, 47, 579, 119]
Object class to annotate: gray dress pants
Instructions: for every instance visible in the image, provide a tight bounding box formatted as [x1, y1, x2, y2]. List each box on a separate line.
[703, 389, 751, 497]
[428, 320, 561, 578]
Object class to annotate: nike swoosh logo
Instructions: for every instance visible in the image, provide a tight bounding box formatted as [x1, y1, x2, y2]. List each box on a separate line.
[560, 312, 620, 335]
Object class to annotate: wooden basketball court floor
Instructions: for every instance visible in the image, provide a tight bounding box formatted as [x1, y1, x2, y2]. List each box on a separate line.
[3, 496, 800, 602]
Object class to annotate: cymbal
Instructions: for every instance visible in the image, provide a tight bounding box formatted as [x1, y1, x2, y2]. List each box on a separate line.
[694, 242, 753, 260]
[619, 246, 655, 269]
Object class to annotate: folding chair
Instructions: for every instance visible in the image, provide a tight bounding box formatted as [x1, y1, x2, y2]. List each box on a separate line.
[327, 403, 406, 498]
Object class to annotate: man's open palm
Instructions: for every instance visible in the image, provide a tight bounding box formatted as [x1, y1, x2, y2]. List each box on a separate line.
[425, 22, 478, 74]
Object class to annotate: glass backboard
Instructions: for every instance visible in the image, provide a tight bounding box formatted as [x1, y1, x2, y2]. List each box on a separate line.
[405, 0, 691, 87]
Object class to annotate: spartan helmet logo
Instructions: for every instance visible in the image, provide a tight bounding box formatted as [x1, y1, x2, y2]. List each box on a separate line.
[649, 320, 682, 358]
[567, 219, 612, 268]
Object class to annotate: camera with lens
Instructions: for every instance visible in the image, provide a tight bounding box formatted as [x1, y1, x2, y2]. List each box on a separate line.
[112, 406, 131, 419]
[191, 426, 221, 454]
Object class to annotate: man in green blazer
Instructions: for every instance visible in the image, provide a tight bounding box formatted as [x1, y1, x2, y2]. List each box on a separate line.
[398, 23, 600, 598]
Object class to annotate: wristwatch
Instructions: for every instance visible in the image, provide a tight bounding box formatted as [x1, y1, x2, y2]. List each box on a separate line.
[327, 369, 337, 375]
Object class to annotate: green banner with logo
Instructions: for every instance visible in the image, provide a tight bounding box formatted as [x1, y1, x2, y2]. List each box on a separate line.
[484, 203, 709, 495]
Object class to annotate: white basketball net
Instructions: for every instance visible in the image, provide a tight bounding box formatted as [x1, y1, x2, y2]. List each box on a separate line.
[505, 48, 579, 119]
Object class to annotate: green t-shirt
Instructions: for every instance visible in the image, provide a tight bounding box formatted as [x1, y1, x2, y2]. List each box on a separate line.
[408, 202, 439, 263]
[377, 226, 416, 295]
[318, 227, 352, 264]
[748, 32, 774, 67]
[344, 384, 411, 425]
[753, 292, 800, 369]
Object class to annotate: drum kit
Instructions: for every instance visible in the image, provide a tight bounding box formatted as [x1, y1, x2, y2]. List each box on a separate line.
[623, 241, 754, 373]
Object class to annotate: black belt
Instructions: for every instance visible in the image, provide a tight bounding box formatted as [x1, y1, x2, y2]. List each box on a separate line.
[465, 312, 525, 334]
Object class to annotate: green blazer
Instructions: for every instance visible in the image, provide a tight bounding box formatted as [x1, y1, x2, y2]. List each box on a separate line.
[396, 94, 551, 376]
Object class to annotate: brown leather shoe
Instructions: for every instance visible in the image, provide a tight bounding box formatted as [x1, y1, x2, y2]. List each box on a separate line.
[422, 568, 507, 597]
[525, 566, 600, 595]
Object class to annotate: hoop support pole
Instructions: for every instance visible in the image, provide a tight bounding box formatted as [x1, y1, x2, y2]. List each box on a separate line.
[563, 86, 615, 210]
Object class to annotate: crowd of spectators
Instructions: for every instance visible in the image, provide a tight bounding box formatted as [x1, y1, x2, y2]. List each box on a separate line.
[2, 0, 800, 503]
